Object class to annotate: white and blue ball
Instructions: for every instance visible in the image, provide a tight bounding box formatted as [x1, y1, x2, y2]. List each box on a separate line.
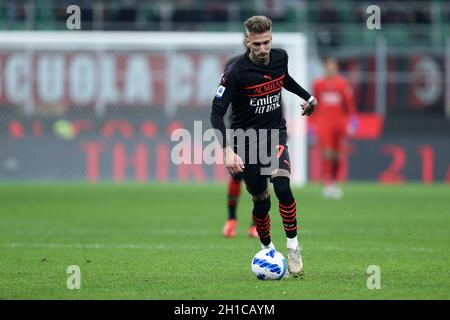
[251, 248, 287, 280]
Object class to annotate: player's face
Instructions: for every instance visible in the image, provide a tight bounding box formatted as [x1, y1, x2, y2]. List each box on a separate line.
[325, 59, 338, 77]
[246, 31, 272, 65]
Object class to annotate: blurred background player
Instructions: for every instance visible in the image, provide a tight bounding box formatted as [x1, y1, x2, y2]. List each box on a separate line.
[222, 54, 258, 239]
[222, 172, 258, 238]
[311, 57, 358, 199]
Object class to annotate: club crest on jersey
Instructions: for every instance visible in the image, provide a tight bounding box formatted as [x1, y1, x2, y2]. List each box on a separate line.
[215, 85, 226, 99]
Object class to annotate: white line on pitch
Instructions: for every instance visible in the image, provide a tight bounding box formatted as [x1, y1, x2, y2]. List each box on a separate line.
[0, 242, 442, 252]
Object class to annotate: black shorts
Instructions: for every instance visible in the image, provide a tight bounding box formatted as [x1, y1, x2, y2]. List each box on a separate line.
[233, 143, 291, 197]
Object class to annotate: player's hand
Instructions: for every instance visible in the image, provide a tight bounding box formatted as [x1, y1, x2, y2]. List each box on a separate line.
[223, 146, 245, 175]
[301, 97, 317, 116]
[347, 115, 359, 135]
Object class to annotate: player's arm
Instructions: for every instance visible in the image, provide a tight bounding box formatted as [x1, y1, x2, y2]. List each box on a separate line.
[210, 70, 244, 174]
[306, 80, 320, 141]
[341, 79, 359, 134]
[283, 71, 317, 116]
[283, 71, 312, 102]
[281, 50, 317, 116]
[342, 79, 357, 115]
[309, 80, 320, 122]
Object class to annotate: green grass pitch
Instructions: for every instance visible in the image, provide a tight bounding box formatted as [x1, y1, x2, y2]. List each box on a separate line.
[0, 183, 449, 299]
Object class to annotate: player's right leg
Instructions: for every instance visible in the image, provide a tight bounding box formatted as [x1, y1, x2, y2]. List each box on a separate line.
[270, 146, 303, 277]
[244, 174, 274, 249]
[223, 173, 243, 238]
[319, 128, 343, 200]
[321, 148, 343, 199]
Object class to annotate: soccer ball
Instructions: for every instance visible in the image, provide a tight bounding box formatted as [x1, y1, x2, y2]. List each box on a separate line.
[251, 248, 287, 280]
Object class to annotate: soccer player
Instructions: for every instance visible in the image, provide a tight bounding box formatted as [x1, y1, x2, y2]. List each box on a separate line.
[222, 55, 258, 239]
[210, 15, 317, 277]
[311, 57, 358, 199]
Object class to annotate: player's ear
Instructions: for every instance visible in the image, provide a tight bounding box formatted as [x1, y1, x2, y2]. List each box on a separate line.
[245, 37, 250, 49]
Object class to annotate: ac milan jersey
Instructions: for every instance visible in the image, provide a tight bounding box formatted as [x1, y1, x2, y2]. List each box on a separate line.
[211, 48, 312, 148]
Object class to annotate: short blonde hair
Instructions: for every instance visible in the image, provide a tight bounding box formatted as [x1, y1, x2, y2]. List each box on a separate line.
[244, 15, 272, 35]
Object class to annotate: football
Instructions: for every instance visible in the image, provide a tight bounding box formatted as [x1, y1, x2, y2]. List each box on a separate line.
[251, 248, 287, 280]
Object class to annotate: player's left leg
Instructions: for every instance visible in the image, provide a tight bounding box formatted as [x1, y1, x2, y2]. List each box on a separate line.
[244, 173, 274, 249]
[227, 174, 242, 220]
[322, 148, 343, 200]
[327, 125, 348, 199]
[223, 173, 243, 238]
[322, 127, 343, 200]
[270, 146, 303, 277]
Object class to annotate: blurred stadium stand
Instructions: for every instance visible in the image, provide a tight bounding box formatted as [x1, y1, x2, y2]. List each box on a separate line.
[0, 0, 449, 183]
[1, 0, 448, 46]
[1, 0, 448, 117]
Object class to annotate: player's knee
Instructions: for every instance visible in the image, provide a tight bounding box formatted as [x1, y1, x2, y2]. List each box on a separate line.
[252, 188, 270, 202]
[272, 176, 293, 200]
[323, 149, 339, 160]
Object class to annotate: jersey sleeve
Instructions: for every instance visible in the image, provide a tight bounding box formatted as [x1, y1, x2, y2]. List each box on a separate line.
[309, 80, 320, 122]
[282, 50, 313, 102]
[210, 67, 238, 148]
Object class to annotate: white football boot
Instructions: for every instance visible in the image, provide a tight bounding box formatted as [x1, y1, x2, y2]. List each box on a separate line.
[287, 246, 304, 277]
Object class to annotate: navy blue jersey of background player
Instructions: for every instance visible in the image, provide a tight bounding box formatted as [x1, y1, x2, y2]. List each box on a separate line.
[211, 48, 311, 151]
